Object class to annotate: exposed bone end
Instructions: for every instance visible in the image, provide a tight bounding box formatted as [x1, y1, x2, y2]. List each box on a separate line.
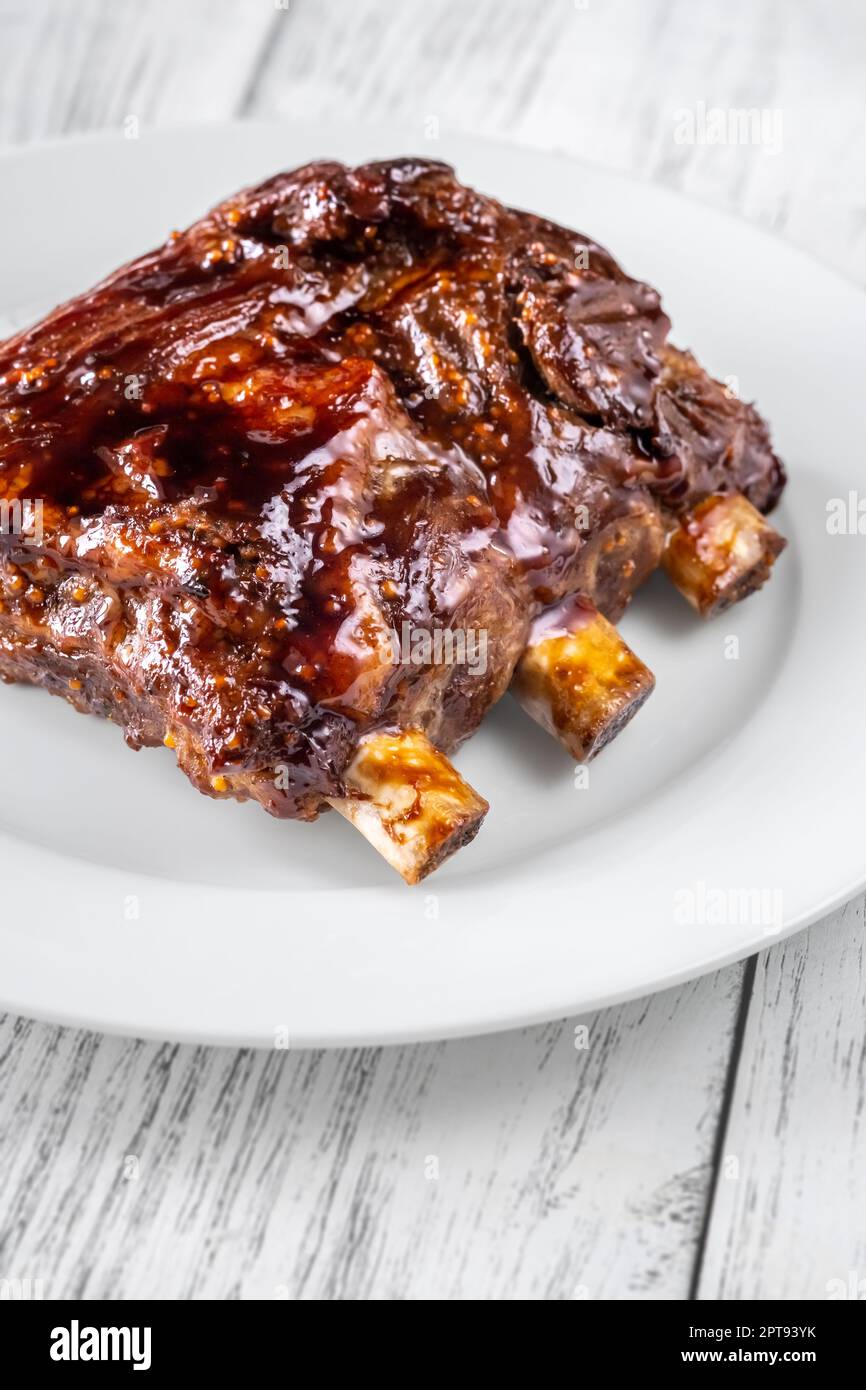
[327, 728, 488, 885]
[662, 492, 786, 618]
[512, 595, 655, 762]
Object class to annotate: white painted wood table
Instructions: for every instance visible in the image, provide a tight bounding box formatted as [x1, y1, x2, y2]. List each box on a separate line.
[1, 0, 864, 1301]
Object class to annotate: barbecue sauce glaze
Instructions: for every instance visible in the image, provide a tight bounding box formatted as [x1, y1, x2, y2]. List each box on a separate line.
[0, 160, 785, 814]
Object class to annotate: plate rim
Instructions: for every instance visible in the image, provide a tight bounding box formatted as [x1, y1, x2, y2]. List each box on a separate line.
[1, 118, 864, 1047]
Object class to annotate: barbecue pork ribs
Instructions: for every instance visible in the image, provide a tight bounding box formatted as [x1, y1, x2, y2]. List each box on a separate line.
[0, 158, 786, 882]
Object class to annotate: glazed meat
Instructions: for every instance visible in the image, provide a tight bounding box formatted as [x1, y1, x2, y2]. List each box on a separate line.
[0, 158, 786, 880]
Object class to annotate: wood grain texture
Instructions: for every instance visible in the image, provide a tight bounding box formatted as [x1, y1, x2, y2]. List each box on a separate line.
[0, 971, 741, 1300]
[696, 899, 866, 1301]
[0, 0, 864, 1301]
[0, 0, 275, 139]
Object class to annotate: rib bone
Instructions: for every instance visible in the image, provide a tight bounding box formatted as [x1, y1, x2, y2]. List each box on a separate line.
[662, 492, 786, 618]
[512, 595, 655, 762]
[327, 728, 488, 885]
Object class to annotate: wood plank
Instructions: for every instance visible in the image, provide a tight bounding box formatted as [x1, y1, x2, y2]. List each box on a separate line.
[0, 0, 277, 141]
[0, 967, 742, 1300]
[696, 898, 866, 1300]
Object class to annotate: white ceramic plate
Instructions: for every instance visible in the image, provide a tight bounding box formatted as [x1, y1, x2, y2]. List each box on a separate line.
[1, 121, 864, 1047]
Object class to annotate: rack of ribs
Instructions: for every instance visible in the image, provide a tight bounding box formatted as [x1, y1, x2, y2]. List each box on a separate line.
[0, 158, 786, 882]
